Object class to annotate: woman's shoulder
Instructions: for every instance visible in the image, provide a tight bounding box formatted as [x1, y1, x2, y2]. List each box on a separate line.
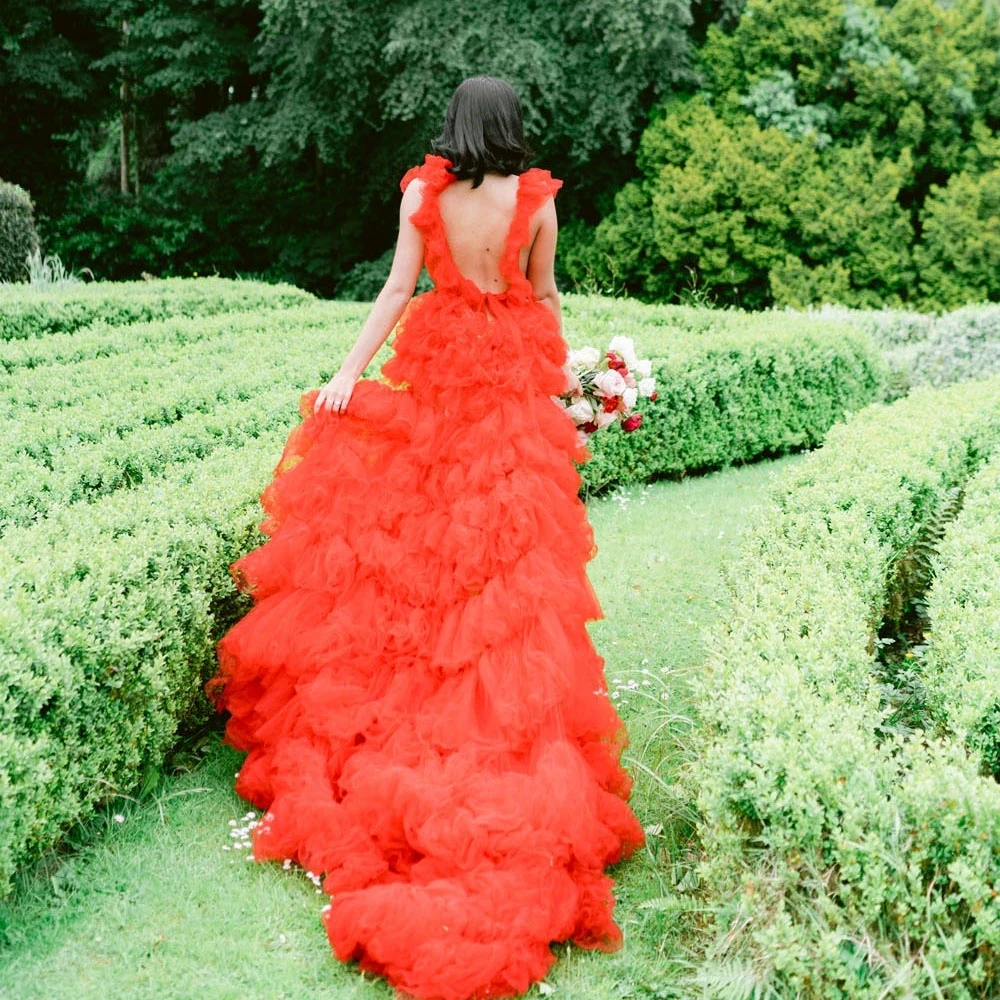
[518, 166, 563, 208]
[400, 154, 453, 193]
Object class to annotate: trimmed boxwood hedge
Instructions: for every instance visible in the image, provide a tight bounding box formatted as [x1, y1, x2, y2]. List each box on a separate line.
[0, 433, 285, 897]
[563, 296, 887, 491]
[0, 285, 884, 894]
[690, 376, 1000, 999]
[0, 276, 315, 341]
[921, 456, 1000, 776]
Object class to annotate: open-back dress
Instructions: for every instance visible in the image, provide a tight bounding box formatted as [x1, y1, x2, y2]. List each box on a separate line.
[205, 153, 645, 1000]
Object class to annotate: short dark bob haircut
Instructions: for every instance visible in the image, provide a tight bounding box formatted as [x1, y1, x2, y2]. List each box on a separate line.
[431, 76, 532, 189]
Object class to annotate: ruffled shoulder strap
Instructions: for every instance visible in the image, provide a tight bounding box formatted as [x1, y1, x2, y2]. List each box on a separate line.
[517, 167, 563, 214]
[400, 154, 454, 195]
[399, 154, 456, 240]
[501, 167, 563, 283]
[398, 154, 463, 289]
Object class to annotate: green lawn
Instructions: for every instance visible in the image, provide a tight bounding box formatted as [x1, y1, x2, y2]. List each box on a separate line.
[0, 455, 802, 1000]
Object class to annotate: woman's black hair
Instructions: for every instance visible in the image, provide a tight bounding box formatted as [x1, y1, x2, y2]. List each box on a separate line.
[431, 76, 532, 189]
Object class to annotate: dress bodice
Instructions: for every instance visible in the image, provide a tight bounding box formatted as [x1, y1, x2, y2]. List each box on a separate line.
[400, 155, 563, 309]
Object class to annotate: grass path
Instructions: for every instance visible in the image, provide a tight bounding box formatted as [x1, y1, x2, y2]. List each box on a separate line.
[0, 456, 801, 1000]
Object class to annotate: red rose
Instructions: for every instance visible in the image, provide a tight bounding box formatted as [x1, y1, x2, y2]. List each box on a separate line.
[602, 396, 619, 413]
[650, 391, 658, 402]
[581, 420, 598, 434]
[621, 413, 643, 433]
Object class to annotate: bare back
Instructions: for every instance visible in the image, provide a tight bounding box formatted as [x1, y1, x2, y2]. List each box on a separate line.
[437, 173, 533, 294]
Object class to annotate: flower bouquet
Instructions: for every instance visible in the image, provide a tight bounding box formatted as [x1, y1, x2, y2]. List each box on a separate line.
[555, 336, 657, 448]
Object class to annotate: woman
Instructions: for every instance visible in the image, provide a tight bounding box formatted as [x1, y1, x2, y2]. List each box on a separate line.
[206, 76, 644, 1000]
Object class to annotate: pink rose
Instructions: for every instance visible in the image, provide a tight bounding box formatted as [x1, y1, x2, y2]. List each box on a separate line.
[594, 369, 627, 398]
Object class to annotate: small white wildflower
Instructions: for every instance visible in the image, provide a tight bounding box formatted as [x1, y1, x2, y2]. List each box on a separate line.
[113, 813, 125, 823]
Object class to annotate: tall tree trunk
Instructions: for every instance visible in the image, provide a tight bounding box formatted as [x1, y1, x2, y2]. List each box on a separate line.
[120, 19, 131, 195]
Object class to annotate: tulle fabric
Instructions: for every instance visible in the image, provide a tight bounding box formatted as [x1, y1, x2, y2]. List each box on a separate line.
[206, 154, 645, 1000]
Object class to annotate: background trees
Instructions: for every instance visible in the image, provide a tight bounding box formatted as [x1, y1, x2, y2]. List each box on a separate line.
[2, 0, 998, 307]
[563, 0, 1000, 309]
[0, 0, 696, 295]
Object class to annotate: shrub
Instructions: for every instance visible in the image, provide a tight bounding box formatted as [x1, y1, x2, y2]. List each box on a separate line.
[791, 303, 1000, 401]
[914, 170, 1000, 310]
[0, 181, 40, 284]
[689, 376, 1000, 998]
[563, 295, 887, 492]
[921, 455, 1000, 775]
[0, 276, 316, 341]
[0, 432, 286, 897]
[0, 305, 369, 531]
[906, 305, 1000, 390]
[0, 284, 885, 892]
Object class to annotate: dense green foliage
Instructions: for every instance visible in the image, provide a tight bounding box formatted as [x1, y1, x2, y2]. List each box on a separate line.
[0, 276, 312, 341]
[795, 302, 1000, 399]
[564, 0, 1000, 310]
[0, 182, 39, 284]
[1, 0, 697, 295]
[6, 0, 997, 307]
[0, 280, 884, 893]
[567, 296, 886, 490]
[690, 376, 1000, 997]
[922, 456, 1000, 777]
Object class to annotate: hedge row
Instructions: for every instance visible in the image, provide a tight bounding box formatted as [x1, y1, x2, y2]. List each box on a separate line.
[0, 307, 372, 531]
[0, 276, 315, 341]
[794, 302, 1000, 401]
[0, 429, 288, 897]
[689, 376, 1000, 998]
[0, 287, 886, 892]
[1, 388, 297, 533]
[562, 296, 887, 491]
[922, 456, 1000, 776]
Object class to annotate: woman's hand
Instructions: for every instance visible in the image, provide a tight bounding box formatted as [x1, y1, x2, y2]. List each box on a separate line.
[314, 371, 357, 415]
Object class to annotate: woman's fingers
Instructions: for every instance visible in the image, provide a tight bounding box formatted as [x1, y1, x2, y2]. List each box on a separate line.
[313, 383, 353, 415]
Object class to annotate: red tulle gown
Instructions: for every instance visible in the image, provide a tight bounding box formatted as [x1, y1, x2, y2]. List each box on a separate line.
[205, 154, 645, 1000]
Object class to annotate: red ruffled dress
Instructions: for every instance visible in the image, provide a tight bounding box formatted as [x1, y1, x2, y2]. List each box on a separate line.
[206, 154, 645, 1000]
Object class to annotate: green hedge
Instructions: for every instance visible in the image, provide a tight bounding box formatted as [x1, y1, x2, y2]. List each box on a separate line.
[0, 306, 369, 531]
[0, 285, 886, 893]
[0, 276, 315, 341]
[921, 456, 1000, 776]
[563, 296, 887, 491]
[793, 302, 1000, 402]
[689, 376, 1000, 998]
[0, 432, 285, 897]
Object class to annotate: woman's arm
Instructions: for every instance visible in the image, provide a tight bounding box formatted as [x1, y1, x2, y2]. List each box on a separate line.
[526, 197, 578, 394]
[525, 197, 560, 332]
[314, 181, 425, 415]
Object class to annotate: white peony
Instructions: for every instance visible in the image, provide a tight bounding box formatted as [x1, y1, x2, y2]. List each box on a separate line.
[608, 336, 638, 370]
[593, 368, 627, 397]
[596, 408, 618, 429]
[636, 359, 652, 378]
[565, 398, 596, 424]
[568, 346, 601, 368]
[638, 377, 656, 397]
[623, 386, 638, 410]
